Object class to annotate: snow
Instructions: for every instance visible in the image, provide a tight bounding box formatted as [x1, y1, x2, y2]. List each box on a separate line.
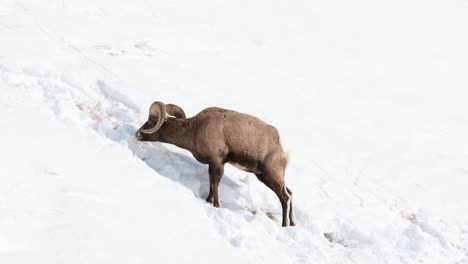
[1, 0, 468, 263]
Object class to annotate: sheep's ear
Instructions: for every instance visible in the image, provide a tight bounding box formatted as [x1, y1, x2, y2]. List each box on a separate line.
[166, 104, 186, 119]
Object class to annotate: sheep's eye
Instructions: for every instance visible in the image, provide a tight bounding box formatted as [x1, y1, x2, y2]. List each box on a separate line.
[144, 120, 154, 128]
[143, 117, 158, 128]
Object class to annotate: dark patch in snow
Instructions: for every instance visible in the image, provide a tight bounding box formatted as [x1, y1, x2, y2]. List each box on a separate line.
[324, 232, 348, 247]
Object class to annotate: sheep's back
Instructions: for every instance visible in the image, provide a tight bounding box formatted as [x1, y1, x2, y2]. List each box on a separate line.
[195, 107, 282, 159]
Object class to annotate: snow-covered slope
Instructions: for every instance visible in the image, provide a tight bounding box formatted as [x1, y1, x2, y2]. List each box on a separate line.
[1, 0, 468, 263]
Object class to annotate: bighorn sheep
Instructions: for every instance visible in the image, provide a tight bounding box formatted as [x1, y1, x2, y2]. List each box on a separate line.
[136, 101, 296, 226]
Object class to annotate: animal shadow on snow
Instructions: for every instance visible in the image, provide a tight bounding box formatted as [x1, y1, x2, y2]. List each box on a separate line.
[128, 141, 253, 213]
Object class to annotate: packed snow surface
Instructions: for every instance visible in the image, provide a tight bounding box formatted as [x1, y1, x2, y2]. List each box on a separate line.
[1, 0, 468, 263]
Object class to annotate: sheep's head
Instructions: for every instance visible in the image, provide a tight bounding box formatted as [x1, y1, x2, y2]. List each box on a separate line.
[136, 101, 186, 141]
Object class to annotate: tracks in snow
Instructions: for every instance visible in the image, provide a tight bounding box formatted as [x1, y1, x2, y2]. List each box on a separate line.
[2, 63, 466, 263]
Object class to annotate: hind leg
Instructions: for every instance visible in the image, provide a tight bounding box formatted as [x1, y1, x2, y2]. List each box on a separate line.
[286, 187, 296, 226]
[256, 172, 291, 226]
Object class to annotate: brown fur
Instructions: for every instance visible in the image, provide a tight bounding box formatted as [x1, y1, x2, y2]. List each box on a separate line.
[136, 102, 296, 226]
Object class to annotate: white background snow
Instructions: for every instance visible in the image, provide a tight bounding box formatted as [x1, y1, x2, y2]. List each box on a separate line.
[1, 0, 468, 263]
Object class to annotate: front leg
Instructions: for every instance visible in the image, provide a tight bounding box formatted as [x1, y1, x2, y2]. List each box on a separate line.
[206, 160, 224, 208]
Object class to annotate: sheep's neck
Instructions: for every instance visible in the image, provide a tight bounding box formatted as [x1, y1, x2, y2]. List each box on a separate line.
[159, 118, 195, 151]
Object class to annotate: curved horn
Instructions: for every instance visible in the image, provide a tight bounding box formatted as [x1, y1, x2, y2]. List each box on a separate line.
[166, 104, 186, 119]
[139, 101, 167, 134]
